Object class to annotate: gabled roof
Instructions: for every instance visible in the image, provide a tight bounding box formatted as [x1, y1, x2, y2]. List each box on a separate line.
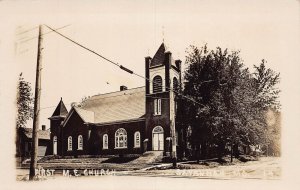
[74, 107, 94, 123]
[21, 128, 50, 140]
[150, 43, 166, 67]
[74, 86, 146, 124]
[50, 98, 68, 118]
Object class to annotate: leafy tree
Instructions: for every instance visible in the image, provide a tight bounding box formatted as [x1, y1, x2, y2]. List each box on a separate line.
[180, 45, 280, 161]
[253, 60, 280, 110]
[16, 73, 34, 128]
[16, 73, 34, 157]
[252, 60, 281, 156]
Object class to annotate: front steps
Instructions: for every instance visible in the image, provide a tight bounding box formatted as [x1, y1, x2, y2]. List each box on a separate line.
[129, 151, 164, 164]
[19, 152, 164, 170]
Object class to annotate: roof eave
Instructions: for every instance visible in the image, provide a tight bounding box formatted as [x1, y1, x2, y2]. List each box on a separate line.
[48, 115, 66, 120]
[86, 117, 146, 127]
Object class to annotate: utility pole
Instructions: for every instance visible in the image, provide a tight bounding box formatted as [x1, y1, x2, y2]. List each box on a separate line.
[29, 25, 43, 180]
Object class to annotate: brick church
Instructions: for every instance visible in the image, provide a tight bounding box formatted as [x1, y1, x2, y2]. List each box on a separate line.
[49, 43, 183, 159]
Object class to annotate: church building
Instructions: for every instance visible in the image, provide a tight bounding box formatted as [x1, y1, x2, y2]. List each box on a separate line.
[48, 43, 182, 159]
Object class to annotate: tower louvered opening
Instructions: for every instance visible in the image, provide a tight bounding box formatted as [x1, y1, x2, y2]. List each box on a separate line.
[153, 75, 163, 93]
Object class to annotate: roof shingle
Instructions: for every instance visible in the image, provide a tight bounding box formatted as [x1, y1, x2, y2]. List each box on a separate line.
[77, 87, 145, 124]
[22, 128, 50, 140]
[74, 107, 94, 123]
[51, 98, 68, 118]
[150, 43, 166, 67]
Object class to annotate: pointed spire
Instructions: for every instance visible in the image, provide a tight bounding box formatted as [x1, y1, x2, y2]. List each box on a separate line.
[50, 98, 68, 118]
[150, 43, 166, 67]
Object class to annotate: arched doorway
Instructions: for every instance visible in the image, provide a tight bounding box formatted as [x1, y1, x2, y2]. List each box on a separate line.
[53, 136, 57, 155]
[152, 126, 164, 151]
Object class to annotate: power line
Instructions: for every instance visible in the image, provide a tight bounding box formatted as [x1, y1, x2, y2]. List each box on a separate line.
[43, 24, 204, 107]
[18, 24, 71, 44]
[45, 24, 203, 106]
[41, 95, 168, 111]
[44, 24, 120, 67]
[16, 26, 39, 35]
[40, 103, 71, 110]
[134, 71, 204, 106]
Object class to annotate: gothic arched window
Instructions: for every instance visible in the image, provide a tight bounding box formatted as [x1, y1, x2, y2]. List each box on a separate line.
[134, 131, 141, 148]
[153, 75, 163, 93]
[78, 135, 83, 150]
[115, 128, 127, 148]
[68, 136, 72, 151]
[53, 136, 57, 155]
[103, 134, 108, 149]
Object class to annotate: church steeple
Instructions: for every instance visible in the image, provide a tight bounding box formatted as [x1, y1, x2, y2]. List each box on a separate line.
[49, 98, 68, 119]
[49, 98, 68, 156]
[150, 43, 166, 67]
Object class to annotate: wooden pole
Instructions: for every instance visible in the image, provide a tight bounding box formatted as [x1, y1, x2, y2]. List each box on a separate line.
[29, 25, 43, 180]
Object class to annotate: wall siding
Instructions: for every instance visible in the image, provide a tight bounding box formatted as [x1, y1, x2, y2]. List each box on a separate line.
[62, 111, 88, 157]
[89, 120, 145, 155]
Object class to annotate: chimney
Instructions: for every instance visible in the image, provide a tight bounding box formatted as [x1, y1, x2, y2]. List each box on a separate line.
[42, 125, 46, 130]
[175, 60, 182, 70]
[120, 85, 128, 91]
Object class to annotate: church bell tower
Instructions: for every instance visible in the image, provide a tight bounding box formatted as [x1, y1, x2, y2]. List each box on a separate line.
[144, 43, 181, 158]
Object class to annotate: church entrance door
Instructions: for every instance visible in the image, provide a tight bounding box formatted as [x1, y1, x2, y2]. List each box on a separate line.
[152, 126, 164, 151]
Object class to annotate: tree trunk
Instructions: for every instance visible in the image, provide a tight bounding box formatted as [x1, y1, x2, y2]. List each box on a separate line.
[201, 141, 207, 159]
[233, 143, 239, 158]
[218, 142, 225, 161]
[243, 146, 247, 155]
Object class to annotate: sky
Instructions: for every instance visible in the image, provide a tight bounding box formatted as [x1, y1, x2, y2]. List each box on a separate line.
[0, 0, 299, 129]
[0, 0, 300, 188]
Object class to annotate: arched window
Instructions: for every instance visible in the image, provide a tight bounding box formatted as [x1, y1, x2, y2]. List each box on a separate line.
[154, 99, 162, 115]
[53, 136, 57, 155]
[103, 134, 108, 149]
[153, 75, 163, 93]
[134, 131, 141, 148]
[68, 136, 72, 151]
[78, 135, 83, 150]
[173, 77, 179, 92]
[115, 128, 127, 148]
[53, 136, 57, 143]
[153, 126, 164, 133]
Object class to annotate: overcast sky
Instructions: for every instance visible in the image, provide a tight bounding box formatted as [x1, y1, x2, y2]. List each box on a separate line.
[1, 1, 300, 188]
[0, 0, 299, 129]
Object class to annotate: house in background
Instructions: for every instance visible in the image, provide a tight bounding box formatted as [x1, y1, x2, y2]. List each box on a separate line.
[48, 43, 184, 159]
[16, 125, 50, 163]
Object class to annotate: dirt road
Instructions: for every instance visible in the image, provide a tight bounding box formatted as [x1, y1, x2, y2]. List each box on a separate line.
[16, 157, 280, 181]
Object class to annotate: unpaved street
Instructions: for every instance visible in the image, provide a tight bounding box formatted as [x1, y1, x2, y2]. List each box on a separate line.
[122, 157, 281, 180]
[16, 157, 280, 181]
